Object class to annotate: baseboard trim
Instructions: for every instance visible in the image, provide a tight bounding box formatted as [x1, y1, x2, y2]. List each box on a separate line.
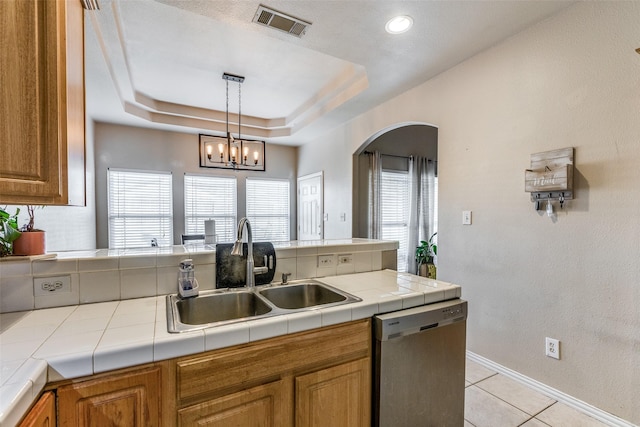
[466, 351, 637, 427]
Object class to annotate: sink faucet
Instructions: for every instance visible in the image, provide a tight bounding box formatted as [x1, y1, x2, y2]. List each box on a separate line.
[231, 218, 267, 288]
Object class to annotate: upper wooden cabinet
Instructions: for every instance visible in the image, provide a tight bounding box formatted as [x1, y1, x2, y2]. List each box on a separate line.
[0, 0, 85, 205]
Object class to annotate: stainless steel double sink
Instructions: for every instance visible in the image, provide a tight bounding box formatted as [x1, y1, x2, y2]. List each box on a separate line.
[166, 280, 361, 333]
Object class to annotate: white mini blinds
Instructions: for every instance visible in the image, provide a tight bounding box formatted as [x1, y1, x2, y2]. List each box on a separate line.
[184, 174, 237, 243]
[380, 169, 410, 272]
[246, 178, 290, 242]
[108, 169, 173, 249]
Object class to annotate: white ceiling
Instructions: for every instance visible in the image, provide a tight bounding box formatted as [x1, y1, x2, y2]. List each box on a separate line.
[85, 0, 576, 146]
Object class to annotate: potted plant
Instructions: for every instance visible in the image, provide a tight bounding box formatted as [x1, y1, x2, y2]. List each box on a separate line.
[415, 232, 437, 279]
[12, 205, 46, 256]
[0, 207, 21, 257]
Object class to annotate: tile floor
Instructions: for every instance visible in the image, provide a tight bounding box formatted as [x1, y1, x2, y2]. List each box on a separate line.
[465, 359, 611, 427]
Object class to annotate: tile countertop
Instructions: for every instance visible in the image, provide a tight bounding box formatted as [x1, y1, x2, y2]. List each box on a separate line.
[0, 269, 461, 426]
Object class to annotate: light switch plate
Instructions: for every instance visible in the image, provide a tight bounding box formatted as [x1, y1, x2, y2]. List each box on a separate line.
[462, 210, 472, 225]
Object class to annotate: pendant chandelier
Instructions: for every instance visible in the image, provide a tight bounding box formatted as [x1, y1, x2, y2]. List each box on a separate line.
[199, 72, 266, 171]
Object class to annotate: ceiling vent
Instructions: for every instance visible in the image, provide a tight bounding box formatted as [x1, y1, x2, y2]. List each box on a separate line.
[253, 5, 311, 38]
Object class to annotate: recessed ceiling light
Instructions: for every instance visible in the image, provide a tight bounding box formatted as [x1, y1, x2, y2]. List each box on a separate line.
[385, 15, 413, 34]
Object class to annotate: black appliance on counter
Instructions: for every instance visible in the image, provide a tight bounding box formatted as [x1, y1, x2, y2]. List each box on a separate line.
[215, 242, 276, 288]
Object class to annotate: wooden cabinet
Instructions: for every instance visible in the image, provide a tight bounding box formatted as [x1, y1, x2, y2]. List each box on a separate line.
[178, 379, 292, 427]
[44, 320, 370, 426]
[175, 319, 371, 427]
[0, 0, 85, 205]
[56, 364, 165, 427]
[295, 358, 371, 427]
[18, 391, 56, 427]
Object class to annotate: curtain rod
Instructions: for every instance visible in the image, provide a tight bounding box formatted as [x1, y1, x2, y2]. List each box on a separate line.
[363, 151, 437, 162]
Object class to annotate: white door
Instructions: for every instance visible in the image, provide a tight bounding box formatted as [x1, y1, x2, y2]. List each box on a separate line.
[297, 172, 323, 240]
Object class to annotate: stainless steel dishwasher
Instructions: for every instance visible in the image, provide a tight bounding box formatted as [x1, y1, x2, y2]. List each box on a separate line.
[373, 299, 467, 427]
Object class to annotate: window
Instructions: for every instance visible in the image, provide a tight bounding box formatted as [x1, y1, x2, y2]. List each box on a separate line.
[108, 169, 173, 249]
[380, 170, 410, 272]
[184, 175, 237, 243]
[246, 178, 290, 242]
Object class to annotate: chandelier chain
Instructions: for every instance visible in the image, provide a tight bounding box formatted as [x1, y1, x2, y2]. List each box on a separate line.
[225, 79, 229, 138]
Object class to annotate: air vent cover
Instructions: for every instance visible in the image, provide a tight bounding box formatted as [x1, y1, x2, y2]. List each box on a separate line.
[253, 5, 311, 38]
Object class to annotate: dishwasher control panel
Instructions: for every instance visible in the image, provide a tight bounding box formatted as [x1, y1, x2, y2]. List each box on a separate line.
[374, 299, 467, 341]
[443, 305, 465, 319]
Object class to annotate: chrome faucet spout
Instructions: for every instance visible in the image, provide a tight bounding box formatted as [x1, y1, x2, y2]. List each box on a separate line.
[231, 218, 255, 288]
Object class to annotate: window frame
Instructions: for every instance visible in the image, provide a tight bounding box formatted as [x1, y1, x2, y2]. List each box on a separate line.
[184, 173, 238, 244]
[245, 177, 291, 242]
[107, 168, 173, 249]
[380, 168, 410, 272]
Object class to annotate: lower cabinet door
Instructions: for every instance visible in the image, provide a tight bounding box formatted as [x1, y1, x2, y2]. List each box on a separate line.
[178, 379, 291, 427]
[57, 366, 162, 426]
[19, 391, 56, 427]
[295, 358, 371, 427]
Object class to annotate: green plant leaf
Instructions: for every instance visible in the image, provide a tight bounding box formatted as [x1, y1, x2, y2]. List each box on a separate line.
[1, 222, 21, 243]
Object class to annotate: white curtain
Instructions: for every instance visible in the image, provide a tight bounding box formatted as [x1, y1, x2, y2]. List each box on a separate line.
[406, 157, 437, 274]
[367, 151, 382, 239]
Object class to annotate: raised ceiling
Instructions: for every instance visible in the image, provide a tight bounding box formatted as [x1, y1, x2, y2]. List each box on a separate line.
[85, 0, 575, 145]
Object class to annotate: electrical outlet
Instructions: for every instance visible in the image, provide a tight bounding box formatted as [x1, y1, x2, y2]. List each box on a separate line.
[318, 255, 335, 267]
[545, 337, 560, 360]
[34, 276, 72, 296]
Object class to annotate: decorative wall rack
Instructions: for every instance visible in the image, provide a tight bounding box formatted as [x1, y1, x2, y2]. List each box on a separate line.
[525, 147, 574, 211]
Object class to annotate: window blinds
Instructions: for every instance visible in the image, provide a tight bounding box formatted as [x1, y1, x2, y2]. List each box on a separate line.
[184, 174, 237, 243]
[380, 170, 409, 272]
[108, 169, 173, 249]
[246, 178, 290, 242]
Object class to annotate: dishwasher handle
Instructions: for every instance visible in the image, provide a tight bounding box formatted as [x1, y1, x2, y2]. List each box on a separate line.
[374, 299, 467, 341]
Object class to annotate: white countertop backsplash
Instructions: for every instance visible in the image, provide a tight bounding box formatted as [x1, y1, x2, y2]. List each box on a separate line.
[0, 267, 459, 426]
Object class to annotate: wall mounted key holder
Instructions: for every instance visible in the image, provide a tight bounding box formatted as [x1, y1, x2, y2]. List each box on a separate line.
[525, 147, 574, 214]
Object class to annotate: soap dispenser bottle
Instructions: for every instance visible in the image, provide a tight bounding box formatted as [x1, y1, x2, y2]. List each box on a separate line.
[178, 259, 199, 298]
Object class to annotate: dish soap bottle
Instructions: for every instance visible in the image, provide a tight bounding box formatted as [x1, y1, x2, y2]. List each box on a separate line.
[178, 259, 199, 298]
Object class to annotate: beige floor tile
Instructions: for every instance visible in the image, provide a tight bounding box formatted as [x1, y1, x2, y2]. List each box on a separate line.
[522, 418, 552, 427]
[466, 359, 497, 384]
[536, 402, 609, 427]
[476, 374, 556, 416]
[464, 420, 476, 427]
[464, 385, 531, 427]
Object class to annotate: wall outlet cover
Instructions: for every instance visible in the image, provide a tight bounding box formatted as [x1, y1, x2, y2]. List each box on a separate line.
[545, 337, 560, 360]
[318, 254, 335, 267]
[34, 275, 72, 296]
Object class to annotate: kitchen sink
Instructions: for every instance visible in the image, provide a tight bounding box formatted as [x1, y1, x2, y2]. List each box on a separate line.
[167, 289, 274, 332]
[167, 280, 361, 333]
[258, 282, 358, 310]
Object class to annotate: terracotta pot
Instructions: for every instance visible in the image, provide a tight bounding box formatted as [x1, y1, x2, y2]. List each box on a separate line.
[13, 231, 46, 256]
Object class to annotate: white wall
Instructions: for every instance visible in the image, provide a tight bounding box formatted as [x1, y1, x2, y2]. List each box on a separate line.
[298, 126, 353, 239]
[298, 2, 640, 423]
[8, 120, 97, 252]
[94, 123, 298, 248]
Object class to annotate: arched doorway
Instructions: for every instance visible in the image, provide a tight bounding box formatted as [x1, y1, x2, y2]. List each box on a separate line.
[352, 123, 438, 272]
